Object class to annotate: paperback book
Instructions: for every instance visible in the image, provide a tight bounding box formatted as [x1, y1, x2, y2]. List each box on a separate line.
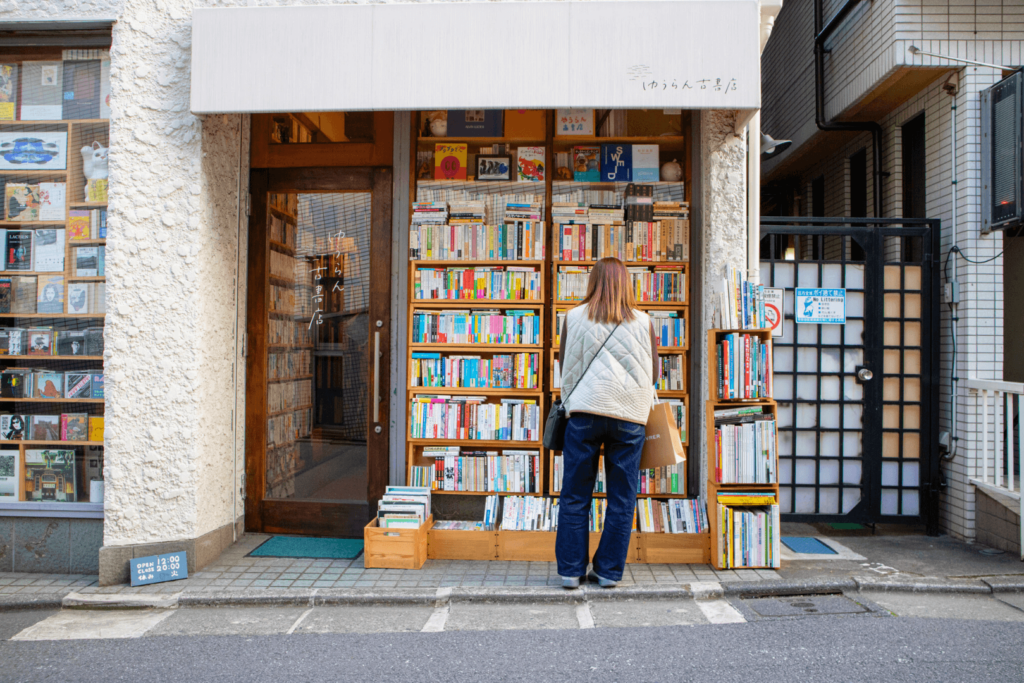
[24, 449, 76, 502]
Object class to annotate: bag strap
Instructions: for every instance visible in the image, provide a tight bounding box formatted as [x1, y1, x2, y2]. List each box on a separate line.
[562, 321, 621, 407]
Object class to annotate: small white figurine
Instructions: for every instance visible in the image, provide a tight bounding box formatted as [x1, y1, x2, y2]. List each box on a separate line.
[660, 159, 683, 182]
[81, 141, 109, 180]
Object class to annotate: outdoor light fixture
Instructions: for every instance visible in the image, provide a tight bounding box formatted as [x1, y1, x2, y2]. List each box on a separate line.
[761, 132, 792, 159]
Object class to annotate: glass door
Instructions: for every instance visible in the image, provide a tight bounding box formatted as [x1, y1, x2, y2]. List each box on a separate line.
[246, 168, 392, 537]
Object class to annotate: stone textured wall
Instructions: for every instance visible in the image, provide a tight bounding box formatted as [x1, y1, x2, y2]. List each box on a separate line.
[3, 0, 249, 547]
[699, 110, 749, 496]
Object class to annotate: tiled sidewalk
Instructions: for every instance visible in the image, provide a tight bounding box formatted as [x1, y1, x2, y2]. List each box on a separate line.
[0, 533, 779, 597]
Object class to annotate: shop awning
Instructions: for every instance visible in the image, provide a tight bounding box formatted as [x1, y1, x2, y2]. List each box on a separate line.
[190, 0, 759, 114]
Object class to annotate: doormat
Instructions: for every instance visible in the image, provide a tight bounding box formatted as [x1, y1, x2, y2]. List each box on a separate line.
[828, 522, 866, 530]
[249, 537, 364, 560]
[781, 537, 837, 555]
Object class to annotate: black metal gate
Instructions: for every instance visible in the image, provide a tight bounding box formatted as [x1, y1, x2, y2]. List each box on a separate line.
[760, 217, 940, 532]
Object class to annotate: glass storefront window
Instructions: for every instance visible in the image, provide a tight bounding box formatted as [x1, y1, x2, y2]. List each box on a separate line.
[0, 44, 111, 510]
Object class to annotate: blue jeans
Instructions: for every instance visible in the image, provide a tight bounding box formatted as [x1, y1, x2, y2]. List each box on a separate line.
[555, 413, 644, 581]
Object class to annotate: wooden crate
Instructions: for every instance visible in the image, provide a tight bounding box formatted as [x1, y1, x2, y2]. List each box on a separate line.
[589, 532, 641, 564]
[364, 515, 433, 569]
[496, 530, 556, 561]
[428, 528, 497, 560]
[637, 531, 710, 564]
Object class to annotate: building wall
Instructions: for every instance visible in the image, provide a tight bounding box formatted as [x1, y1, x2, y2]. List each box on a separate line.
[786, 67, 1005, 540]
[762, 0, 1024, 162]
[3, 1, 754, 571]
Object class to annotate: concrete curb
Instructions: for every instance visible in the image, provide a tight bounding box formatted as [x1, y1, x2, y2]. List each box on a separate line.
[62, 592, 181, 610]
[0, 594, 65, 612]
[852, 576, 993, 594]
[6, 575, 1024, 611]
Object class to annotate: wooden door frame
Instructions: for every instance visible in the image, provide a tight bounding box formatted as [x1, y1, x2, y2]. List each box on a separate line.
[245, 166, 393, 537]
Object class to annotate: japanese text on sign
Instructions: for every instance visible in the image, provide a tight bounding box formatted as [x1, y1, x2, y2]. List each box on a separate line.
[130, 551, 188, 587]
[794, 288, 846, 325]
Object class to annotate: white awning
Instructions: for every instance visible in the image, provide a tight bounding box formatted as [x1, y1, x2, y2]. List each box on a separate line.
[190, 0, 760, 114]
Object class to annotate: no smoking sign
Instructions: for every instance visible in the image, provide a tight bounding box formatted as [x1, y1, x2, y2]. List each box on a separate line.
[764, 288, 784, 338]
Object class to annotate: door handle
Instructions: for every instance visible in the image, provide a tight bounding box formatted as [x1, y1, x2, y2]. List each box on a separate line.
[373, 329, 380, 425]
[856, 367, 873, 383]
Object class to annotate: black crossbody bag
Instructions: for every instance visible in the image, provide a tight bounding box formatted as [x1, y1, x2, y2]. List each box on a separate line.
[542, 322, 621, 451]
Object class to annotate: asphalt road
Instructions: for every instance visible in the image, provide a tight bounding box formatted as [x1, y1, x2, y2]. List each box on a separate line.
[0, 593, 1022, 683]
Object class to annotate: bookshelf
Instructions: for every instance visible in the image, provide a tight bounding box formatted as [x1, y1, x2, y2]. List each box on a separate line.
[0, 111, 110, 508]
[403, 110, 711, 564]
[705, 328, 780, 570]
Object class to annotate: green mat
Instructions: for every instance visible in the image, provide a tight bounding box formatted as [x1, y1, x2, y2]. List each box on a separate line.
[249, 536, 364, 559]
[828, 522, 866, 530]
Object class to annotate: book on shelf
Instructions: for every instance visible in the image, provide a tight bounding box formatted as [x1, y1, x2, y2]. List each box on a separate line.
[62, 60, 102, 120]
[632, 145, 660, 182]
[0, 449, 17, 498]
[650, 310, 685, 347]
[37, 183, 66, 222]
[516, 146, 545, 182]
[0, 64, 16, 121]
[410, 220, 544, 261]
[412, 447, 541, 493]
[601, 144, 632, 182]
[410, 396, 540, 442]
[36, 275, 63, 314]
[85, 328, 104, 356]
[410, 352, 539, 389]
[557, 219, 688, 262]
[85, 180, 108, 204]
[74, 246, 100, 276]
[572, 146, 601, 181]
[68, 211, 90, 241]
[34, 371, 63, 398]
[552, 454, 606, 494]
[716, 502, 780, 568]
[60, 413, 88, 441]
[714, 412, 777, 484]
[499, 496, 559, 531]
[653, 202, 690, 261]
[716, 264, 767, 330]
[88, 416, 103, 442]
[24, 449, 76, 502]
[0, 414, 26, 440]
[655, 355, 685, 391]
[0, 327, 25, 355]
[64, 372, 91, 398]
[67, 283, 89, 314]
[0, 369, 31, 397]
[413, 266, 541, 301]
[90, 373, 104, 399]
[90, 209, 107, 238]
[12, 276, 36, 313]
[716, 332, 773, 400]
[411, 309, 539, 345]
[27, 328, 52, 356]
[667, 400, 687, 442]
[5, 230, 33, 270]
[19, 62, 62, 121]
[31, 415, 60, 440]
[555, 109, 595, 136]
[434, 144, 468, 180]
[636, 497, 708, 534]
[0, 279, 9, 313]
[504, 109, 545, 138]
[446, 110, 503, 137]
[34, 229, 65, 272]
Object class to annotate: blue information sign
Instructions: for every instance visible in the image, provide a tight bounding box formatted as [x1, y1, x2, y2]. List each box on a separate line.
[794, 288, 846, 324]
[130, 551, 188, 587]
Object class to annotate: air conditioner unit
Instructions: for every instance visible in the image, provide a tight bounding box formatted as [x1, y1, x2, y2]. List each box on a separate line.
[981, 69, 1024, 233]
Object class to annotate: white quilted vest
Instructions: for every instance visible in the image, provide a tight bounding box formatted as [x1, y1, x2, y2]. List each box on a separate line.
[561, 304, 655, 425]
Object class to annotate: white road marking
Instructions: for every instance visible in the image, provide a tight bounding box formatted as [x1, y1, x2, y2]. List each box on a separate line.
[689, 581, 724, 600]
[422, 587, 452, 632]
[697, 598, 746, 624]
[575, 601, 595, 629]
[286, 608, 314, 634]
[12, 609, 174, 641]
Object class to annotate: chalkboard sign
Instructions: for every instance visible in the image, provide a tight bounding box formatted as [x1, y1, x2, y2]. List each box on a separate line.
[130, 551, 188, 587]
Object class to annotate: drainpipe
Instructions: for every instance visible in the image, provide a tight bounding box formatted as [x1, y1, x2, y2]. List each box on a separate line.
[815, 0, 883, 217]
[748, 110, 761, 285]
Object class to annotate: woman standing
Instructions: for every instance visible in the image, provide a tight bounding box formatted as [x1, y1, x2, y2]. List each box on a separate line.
[556, 258, 659, 588]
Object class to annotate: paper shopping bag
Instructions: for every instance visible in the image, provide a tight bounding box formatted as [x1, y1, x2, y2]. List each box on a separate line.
[640, 401, 686, 469]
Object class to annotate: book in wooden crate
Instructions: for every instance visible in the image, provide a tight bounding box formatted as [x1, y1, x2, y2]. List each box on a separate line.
[364, 514, 433, 570]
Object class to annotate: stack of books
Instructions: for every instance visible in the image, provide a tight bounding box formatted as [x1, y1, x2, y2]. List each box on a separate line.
[410, 396, 540, 442]
[636, 497, 708, 533]
[714, 406, 778, 484]
[377, 486, 431, 529]
[650, 311, 686, 347]
[448, 200, 486, 225]
[411, 222, 545, 261]
[411, 310, 540, 345]
[409, 352, 540, 389]
[499, 496, 559, 531]
[628, 266, 686, 302]
[413, 447, 542, 493]
[717, 264, 767, 330]
[413, 266, 541, 301]
[716, 495, 780, 568]
[716, 333, 773, 399]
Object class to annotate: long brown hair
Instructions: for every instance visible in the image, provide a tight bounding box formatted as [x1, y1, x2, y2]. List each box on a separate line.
[579, 257, 636, 324]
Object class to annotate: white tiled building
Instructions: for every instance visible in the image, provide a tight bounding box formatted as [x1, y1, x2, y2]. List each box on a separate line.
[761, 0, 1021, 547]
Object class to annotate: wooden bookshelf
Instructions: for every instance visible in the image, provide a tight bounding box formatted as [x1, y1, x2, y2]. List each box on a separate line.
[706, 329, 779, 570]
[405, 110, 705, 563]
[0, 116, 110, 507]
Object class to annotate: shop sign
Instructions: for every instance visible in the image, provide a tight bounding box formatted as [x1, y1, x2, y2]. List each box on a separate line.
[795, 288, 846, 325]
[130, 551, 188, 587]
[763, 288, 784, 338]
